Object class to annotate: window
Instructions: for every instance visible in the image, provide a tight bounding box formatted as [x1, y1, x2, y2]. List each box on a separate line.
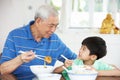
[48, 0, 63, 31]
[49, 0, 120, 31]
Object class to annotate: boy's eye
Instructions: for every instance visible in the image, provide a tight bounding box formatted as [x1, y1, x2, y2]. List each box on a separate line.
[83, 48, 85, 51]
[82, 46, 86, 50]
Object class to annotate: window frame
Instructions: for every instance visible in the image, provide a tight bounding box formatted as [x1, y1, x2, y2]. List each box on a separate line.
[48, 0, 120, 32]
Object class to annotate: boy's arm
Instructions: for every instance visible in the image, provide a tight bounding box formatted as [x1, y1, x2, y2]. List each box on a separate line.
[109, 64, 120, 70]
[53, 65, 64, 73]
[97, 68, 120, 76]
[53, 60, 73, 73]
[94, 60, 120, 76]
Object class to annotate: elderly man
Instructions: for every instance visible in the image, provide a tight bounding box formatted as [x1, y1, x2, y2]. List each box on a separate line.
[0, 4, 77, 80]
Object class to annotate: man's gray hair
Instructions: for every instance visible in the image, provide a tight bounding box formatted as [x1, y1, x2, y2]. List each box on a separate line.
[34, 4, 58, 20]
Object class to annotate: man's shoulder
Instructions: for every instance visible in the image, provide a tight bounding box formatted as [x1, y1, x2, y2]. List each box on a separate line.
[9, 26, 27, 35]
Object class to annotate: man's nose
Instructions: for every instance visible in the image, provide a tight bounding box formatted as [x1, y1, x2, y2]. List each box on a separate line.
[51, 26, 56, 32]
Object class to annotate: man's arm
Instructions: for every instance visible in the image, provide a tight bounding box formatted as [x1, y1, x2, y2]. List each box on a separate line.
[1, 55, 23, 74]
[1, 51, 35, 74]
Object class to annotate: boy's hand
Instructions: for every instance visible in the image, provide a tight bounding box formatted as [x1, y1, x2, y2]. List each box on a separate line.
[64, 60, 73, 68]
[84, 65, 96, 71]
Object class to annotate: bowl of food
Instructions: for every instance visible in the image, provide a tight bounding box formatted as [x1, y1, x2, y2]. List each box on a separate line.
[30, 65, 61, 80]
[68, 66, 98, 80]
[30, 65, 54, 75]
[37, 73, 61, 80]
[68, 71, 98, 80]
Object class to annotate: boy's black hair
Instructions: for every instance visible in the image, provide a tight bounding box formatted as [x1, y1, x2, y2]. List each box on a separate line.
[82, 36, 107, 60]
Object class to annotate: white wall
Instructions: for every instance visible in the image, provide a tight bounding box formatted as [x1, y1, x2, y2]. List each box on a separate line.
[0, 0, 45, 52]
[0, 0, 120, 68]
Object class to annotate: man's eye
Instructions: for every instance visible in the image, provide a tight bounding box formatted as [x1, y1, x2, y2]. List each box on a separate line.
[47, 25, 53, 28]
[49, 25, 53, 27]
[48, 25, 57, 28]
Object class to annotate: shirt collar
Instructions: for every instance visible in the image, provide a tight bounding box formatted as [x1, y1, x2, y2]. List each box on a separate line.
[26, 20, 34, 39]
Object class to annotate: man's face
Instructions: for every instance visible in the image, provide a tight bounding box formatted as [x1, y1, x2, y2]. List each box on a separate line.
[37, 15, 59, 38]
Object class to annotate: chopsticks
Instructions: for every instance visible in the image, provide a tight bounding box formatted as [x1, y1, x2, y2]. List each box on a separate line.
[35, 54, 46, 58]
[61, 55, 68, 60]
[18, 50, 45, 61]
[35, 56, 44, 60]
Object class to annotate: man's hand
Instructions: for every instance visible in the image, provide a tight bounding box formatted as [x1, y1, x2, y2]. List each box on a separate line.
[19, 50, 35, 63]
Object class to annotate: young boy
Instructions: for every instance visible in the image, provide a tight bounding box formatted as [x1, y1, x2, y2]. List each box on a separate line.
[53, 36, 120, 80]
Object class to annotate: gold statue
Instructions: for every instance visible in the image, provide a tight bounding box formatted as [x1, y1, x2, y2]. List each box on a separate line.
[114, 27, 120, 34]
[100, 13, 120, 34]
[100, 13, 115, 34]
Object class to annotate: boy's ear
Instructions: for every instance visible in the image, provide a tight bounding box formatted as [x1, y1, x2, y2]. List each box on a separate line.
[91, 55, 97, 60]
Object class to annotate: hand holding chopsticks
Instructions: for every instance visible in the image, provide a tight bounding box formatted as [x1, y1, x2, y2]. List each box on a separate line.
[18, 50, 35, 63]
[61, 54, 73, 68]
[18, 50, 52, 64]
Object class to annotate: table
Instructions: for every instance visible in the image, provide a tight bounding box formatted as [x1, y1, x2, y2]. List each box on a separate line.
[0, 74, 17, 80]
[0, 74, 120, 80]
[96, 76, 120, 80]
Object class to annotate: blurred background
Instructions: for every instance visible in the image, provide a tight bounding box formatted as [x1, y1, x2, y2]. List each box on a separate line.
[0, 0, 120, 67]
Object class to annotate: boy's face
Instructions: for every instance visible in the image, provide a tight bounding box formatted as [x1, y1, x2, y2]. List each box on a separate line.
[78, 45, 91, 60]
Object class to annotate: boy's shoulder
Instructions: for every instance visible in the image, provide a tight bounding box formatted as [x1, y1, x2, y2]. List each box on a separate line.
[94, 60, 114, 70]
[73, 58, 83, 65]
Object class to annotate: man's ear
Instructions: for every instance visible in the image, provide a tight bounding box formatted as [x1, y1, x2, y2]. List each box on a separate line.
[36, 17, 42, 24]
[91, 55, 97, 60]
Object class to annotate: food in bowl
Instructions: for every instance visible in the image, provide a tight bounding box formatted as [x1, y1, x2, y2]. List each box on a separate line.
[68, 72, 97, 80]
[68, 65, 98, 80]
[44, 56, 52, 64]
[30, 65, 54, 75]
[37, 73, 61, 80]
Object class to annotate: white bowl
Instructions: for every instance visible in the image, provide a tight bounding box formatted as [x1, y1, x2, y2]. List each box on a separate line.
[68, 70, 98, 80]
[37, 73, 61, 80]
[67, 65, 98, 80]
[30, 65, 54, 75]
